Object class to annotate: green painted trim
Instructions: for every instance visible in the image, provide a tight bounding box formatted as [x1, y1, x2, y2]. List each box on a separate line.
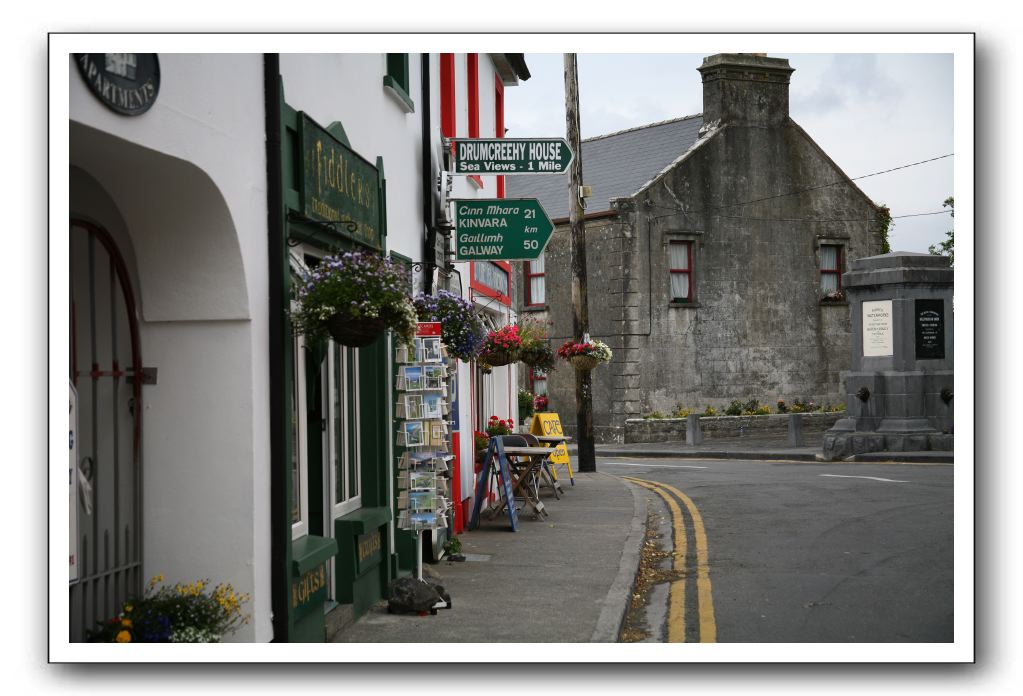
[382, 75, 415, 112]
[335, 505, 391, 534]
[291, 534, 339, 575]
[325, 121, 351, 148]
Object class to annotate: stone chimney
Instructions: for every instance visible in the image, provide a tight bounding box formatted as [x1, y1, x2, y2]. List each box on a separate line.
[698, 53, 795, 128]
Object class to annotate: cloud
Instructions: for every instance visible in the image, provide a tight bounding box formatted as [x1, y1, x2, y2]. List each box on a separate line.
[792, 54, 901, 117]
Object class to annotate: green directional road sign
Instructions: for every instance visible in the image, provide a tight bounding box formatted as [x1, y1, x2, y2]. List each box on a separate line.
[453, 198, 554, 261]
[451, 138, 573, 175]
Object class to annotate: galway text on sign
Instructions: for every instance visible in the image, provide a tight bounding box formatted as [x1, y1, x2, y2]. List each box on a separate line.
[453, 198, 554, 261]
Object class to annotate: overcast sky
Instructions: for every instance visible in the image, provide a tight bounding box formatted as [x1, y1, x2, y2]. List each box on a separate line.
[504, 53, 954, 254]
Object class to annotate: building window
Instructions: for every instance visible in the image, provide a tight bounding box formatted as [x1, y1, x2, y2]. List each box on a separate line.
[529, 368, 548, 397]
[525, 254, 546, 307]
[820, 244, 843, 299]
[328, 342, 361, 518]
[472, 261, 510, 301]
[669, 241, 693, 302]
[383, 53, 414, 112]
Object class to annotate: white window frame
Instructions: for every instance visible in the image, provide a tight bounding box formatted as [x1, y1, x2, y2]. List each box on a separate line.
[327, 341, 362, 518]
[291, 333, 310, 541]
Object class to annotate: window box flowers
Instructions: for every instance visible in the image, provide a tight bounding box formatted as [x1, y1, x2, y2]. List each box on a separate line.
[413, 290, 487, 361]
[291, 250, 417, 347]
[87, 574, 251, 643]
[479, 324, 522, 368]
[821, 289, 845, 303]
[533, 394, 549, 412]
[485, 415, 514, 438]
[556, 338, 613, 371]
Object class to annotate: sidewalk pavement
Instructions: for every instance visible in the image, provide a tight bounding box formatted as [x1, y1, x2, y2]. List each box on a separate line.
[334, 471, 643, 643]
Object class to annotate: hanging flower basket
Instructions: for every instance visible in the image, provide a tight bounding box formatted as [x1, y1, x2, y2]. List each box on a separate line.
[557, 338, 613, 371]
[325, 315, 388, 348]
[413, 291, 487, 361]
[570, 354, 600, 371]
[290, 250, 417, 347]
[483, 349, 515, 367]
[479, 325, 522, 368]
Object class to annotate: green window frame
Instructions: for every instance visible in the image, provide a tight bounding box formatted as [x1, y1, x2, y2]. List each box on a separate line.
[383, 53, 415, 112]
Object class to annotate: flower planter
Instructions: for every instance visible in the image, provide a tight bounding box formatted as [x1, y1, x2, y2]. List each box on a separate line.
[570, 354, 600, 371]
[325, 315, 388, 348]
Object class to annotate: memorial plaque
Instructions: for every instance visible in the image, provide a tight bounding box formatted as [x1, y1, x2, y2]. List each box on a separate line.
[862, 300, 894, 357]
[915, 299, 945, 359]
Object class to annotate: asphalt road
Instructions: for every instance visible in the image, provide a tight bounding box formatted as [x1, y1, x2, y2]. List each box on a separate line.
[603, 457, 955, 643]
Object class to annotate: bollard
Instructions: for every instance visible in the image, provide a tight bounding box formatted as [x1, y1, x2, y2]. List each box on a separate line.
[788, 413, 804, 447]
[686, 413, 703, 446]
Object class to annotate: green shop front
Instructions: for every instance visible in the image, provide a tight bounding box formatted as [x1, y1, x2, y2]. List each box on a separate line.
[270, 91, 409, 642]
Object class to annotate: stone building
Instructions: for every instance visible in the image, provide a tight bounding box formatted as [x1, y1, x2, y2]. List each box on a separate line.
[510, 53, 885, 443]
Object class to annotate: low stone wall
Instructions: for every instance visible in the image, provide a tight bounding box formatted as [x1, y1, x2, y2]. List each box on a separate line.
[624, 412, 844, 444]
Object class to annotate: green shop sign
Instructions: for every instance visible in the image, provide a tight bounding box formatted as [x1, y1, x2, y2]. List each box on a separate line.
[300, 113, 382, 249]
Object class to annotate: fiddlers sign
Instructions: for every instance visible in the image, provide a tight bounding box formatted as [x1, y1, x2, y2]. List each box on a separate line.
[454, 199, 554, 261]
[451, 137, 573, 174]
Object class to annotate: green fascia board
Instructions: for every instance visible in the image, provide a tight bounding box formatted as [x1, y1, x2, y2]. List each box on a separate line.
[335, 506, 392, 535]
[291, 535, 339, 576]
[382, 75, 415, 112]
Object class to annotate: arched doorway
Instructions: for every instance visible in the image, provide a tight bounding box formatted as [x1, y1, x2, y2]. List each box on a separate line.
[69, 218, 143, 641]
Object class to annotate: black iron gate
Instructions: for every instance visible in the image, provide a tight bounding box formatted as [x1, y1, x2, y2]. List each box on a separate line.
[69, 219, 143, 641]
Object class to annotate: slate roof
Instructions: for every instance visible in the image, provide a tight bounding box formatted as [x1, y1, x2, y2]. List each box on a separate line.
[506, 114, 704, 221]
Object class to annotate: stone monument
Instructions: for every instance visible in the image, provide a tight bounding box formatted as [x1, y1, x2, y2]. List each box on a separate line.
[822, 252, 954, 460]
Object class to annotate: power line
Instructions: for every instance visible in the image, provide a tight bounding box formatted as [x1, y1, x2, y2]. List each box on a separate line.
[698, 209, 951, 225]
[645, 153, 954, 216]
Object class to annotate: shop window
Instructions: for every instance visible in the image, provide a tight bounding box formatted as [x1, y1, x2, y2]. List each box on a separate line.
[383, 53, 414, 112]
[328, 342, 361, 517]
[669, 240, 693, 302]
[290, 334, 309, 540]
[525, 254, 546, 307]
[820, 244, 843, 299]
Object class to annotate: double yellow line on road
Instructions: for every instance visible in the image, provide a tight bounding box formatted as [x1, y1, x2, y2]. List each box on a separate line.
[625, 477, 717, 643]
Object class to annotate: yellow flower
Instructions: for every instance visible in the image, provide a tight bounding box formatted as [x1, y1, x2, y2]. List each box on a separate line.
[121, 618, 133, 628]
[124, 603, 133, 613]
[116, 630, 132, 643]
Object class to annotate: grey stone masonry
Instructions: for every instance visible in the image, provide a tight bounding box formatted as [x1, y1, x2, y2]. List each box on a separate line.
[513, 53, 882, 444]
[627, 412, 843, 444]
[822, 252, 953, 460]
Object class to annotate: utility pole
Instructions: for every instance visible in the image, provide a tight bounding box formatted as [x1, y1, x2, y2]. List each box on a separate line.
[564, 53, 595, 472]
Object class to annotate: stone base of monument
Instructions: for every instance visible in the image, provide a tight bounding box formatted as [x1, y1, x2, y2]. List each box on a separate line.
[386, 577, 452, 615]
[821, 416, 954, 461]
[820, 252, 954, 463]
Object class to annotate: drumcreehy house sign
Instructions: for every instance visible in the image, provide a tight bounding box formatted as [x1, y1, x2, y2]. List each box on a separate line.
[75, 54, 160, 116]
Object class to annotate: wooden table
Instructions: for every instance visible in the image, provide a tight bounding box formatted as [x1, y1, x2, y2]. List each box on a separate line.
[484, 446, 553, 521]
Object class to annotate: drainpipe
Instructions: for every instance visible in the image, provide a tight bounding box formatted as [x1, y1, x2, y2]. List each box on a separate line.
[421, 53, 437, 295]
[264, 53, 289, 643]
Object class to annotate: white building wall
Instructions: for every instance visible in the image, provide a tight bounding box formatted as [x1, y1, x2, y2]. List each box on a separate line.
[67, 51, 529, 641]
[69, 53, 271, 642]
[279, 53, 426, 263]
